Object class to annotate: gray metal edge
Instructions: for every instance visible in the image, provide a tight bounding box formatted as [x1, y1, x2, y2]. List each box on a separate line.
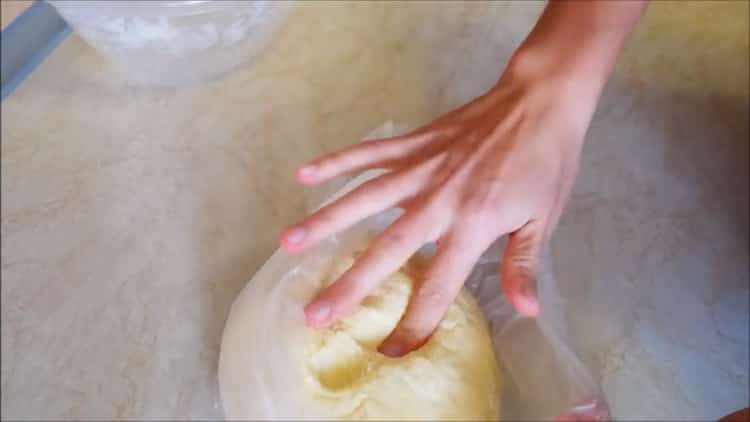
[1, 0, 71, 100]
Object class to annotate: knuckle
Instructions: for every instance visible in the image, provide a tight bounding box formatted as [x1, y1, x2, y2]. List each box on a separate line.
[321, 150, 345, 166]
[313, 200, 351, 224]
[514, 231, 542, 258]
[505, 245, 539, 279]
[510, 254, 537, 277]
[308, 209, 335, 229]
[331, 275, 364, 302]
[321, 147, 361, 168]
[394, 323, 425, 342]
[365, 138, 411, 159]
[364, 174, 392, 191]
[368, 138, 396, 150]
[379, 229, 407, 249]
[416, 285, 448, 309]
[439, 125, 462, 138]
[419, 194, 449, 219]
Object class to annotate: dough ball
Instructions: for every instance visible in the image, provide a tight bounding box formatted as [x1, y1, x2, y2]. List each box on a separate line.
[219, 254, 500, 421]
[303, 257, 500, 420]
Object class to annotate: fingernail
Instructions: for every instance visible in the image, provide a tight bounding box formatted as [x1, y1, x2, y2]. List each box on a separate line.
[378, 342, 404, 358]
[306, 302, 331, 324]
[284, 226, 306, 245]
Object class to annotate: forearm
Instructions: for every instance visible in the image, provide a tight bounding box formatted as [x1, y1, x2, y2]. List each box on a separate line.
[505, 0, 647, 97]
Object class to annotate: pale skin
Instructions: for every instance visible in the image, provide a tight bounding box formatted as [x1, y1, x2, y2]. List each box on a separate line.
[280, 0, 648, 358]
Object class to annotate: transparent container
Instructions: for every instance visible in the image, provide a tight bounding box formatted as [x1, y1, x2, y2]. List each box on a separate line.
[48, 1, 294, 87]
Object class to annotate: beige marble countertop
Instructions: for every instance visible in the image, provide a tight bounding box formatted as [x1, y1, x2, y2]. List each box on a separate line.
[2, 1, 748, 420]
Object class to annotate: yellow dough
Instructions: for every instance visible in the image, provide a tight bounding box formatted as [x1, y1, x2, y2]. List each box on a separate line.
[303, 257, 500, 420]
[218, 252, 500, 421]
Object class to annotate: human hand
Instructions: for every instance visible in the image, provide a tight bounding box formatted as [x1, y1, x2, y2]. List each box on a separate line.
[280, 61, 600, 357]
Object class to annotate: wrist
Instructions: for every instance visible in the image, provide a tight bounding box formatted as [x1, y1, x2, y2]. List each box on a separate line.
[501, 41, 609, 101]
[499, 0, 646, 101]
[496, 43, 604, 125]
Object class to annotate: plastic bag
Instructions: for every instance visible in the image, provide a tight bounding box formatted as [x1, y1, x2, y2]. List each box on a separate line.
[219, 123, 606, 421]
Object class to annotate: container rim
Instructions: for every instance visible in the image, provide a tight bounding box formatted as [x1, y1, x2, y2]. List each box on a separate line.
[46, 1, 270, 18]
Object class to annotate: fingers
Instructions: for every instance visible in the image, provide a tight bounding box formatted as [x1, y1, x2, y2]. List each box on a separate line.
[378, 230, 491, 357]
[280, 169, 421, 252]
[296, 131, 435, 185]
[500, 219, 546, 317]
[304, 210, 438, 328]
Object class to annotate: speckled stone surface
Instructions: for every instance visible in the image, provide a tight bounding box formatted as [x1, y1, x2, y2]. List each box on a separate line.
[2, 1, 747, 419]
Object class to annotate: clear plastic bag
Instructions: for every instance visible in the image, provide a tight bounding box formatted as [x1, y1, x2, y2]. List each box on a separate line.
[470, 241, 608, 421]
[219, 123, 607, 421]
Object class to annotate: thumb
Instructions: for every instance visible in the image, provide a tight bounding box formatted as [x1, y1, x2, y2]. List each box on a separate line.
[500, 219, 546, 317]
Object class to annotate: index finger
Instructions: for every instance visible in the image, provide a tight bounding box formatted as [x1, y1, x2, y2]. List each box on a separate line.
[304, 209, 440, 328]
[378, 229, 493, 357]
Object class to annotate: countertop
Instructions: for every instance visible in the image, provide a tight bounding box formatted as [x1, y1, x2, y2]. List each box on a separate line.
[2, 1, 748, 419]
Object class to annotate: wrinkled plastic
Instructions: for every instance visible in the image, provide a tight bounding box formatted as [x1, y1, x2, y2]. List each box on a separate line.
[219, 123, 606, 421]
[48, 0, 294, 87]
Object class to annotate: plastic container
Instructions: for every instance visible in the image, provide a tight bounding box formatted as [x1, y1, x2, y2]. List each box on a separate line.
[48, 1, 294, 87]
